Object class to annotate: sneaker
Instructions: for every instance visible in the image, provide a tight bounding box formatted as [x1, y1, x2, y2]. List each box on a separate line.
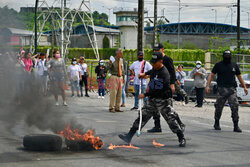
[131, 107, 138, 111]
[85, 94, 90, 97]
[63, 101, 67, 106]
[102, 96, 105, 99]
[179, 138, 186, 147]
[147, 127, 162, 133]
[98, 96, 101, 99]
[55, 102, 59, 106]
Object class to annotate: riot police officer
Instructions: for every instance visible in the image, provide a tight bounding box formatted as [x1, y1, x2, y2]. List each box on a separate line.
[206, 50, 248, 132]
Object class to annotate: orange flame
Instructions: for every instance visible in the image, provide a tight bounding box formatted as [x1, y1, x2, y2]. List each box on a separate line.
[58, 124, 104, 150]
[108, 143, 140, 150]
[152, 139, 165, 147]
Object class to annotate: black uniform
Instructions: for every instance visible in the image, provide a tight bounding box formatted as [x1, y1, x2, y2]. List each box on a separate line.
[146, 54, 184, 131]
[119, 65, 185, 146]
[212, 50, 242, 132]
[212, 61, 241, 123]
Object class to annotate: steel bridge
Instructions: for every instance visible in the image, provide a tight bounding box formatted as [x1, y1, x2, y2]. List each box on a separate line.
[145, 22, 250, 35]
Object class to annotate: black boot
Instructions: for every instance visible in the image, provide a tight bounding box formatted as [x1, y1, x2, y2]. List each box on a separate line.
[148, 117, 162, 133]
[147, 127, 162, 133]
[185, 96, 189, 104]
[118, 129, 136, 144]
[85, 89, 89, 97]
[214, 119, 221, 130]
[233, 121, 242, 133]
[177, 131, 186, 147]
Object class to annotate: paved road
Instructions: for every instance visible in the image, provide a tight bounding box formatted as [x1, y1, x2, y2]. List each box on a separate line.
[0, 93, 250, 167]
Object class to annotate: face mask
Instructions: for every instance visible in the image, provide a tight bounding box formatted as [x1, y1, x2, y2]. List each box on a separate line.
[100, 63, 104, 66]
[223, 54, 231, 64]
[196, 64, 201, 68]
[55, 54, 60, 58]
[73, 61, 77, 65]
[138, 57, 143, 61]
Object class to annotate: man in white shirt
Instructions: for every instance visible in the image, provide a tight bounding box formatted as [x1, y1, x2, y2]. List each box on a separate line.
[35, 53, 49, 95]
[129, 51, 152, 110]
[68, 58, 82, 97]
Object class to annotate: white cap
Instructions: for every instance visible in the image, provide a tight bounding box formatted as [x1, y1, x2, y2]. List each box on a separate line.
[196, 61, 202, 65]
[100, 60, 104, 63]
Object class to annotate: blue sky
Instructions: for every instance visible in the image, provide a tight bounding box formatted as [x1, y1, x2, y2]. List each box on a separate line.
[1, 0, 250, 28]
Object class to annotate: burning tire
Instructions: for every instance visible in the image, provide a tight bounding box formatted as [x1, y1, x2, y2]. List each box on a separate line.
[23, 134, 62, 151]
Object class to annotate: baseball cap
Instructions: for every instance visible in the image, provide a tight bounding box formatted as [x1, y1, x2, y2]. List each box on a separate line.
[137, 51, 144, 56]
[196, 61, 202, 65]
[223, 50, 231, 56]
[153, 43, 164, 51]
[72, 58, 77, 61]
[150, 52, 163, 63]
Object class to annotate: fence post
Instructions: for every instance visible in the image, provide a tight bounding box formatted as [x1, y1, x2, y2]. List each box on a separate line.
[205, 52, 211, 71]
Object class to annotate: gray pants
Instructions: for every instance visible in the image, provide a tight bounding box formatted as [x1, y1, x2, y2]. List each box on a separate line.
[214, 87, 239, 122]
[175, 83, 187, 98]
[130, 98, 182, 134]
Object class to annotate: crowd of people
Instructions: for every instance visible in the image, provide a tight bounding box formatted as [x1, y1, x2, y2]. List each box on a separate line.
[10, 45, 249, 147]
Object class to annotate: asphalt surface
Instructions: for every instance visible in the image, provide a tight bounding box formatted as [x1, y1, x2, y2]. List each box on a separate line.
[0, 92, 250, 167]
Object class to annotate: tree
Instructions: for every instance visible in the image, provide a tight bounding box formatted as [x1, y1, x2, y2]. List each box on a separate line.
[103, 35, 110, 48]
[158, 19, 166, 26]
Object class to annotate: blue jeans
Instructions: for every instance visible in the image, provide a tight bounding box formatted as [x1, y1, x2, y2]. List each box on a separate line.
[122, 84, 126, 104]
[70, 80, 80, 95]
[97, 78, 106, 96]
[134, 84, 147, 108]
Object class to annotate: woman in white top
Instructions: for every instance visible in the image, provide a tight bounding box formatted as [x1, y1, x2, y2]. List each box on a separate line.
[48, 49, 67, 106]
[79, 56, 89, 97]
[68, 58, 81, 97]
[35, 52, 49, 95]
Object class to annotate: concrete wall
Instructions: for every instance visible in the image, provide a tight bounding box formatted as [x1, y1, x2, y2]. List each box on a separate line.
[120, 26, 137, 49]
[70, 34, 119, 48]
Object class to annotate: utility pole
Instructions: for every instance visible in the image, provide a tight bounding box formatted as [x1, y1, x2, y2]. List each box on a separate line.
[230, 7, 233, 32]
[138, 0, 144, 53]
[237, 0, 240, 53]
[61, 0, 65, 59]
[153, 0, 158, 47]
[34, 0, 38, 54]
[178, 0, 181, 49]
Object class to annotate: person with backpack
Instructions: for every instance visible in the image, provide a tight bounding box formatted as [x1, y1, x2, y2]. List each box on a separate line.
[95, 60, 107, 98]
[129, 51, 152, 111]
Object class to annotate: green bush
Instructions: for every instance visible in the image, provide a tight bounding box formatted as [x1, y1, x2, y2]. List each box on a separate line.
[24, 46, 249, 65]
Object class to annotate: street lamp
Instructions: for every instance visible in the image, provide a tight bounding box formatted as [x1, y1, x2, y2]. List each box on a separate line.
[102, 6, 113, 47]
[211, 9, 217, 23]
[242, 10, 250, 29]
